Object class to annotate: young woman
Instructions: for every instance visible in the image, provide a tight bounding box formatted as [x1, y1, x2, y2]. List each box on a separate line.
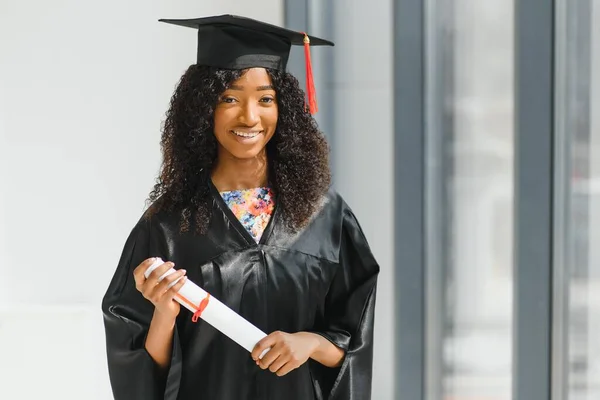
[102, 15, 380, 400]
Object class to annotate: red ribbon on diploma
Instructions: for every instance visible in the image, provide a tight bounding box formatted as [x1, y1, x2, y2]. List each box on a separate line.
[175, 292, 211, 323]
[192, 293, 211, 322]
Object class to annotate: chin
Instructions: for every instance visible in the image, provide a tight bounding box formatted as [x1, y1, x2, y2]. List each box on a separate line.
[225, 145, 266, 160]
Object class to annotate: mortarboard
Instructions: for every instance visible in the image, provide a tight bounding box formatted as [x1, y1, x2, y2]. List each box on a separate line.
[159, 14, 334, 114]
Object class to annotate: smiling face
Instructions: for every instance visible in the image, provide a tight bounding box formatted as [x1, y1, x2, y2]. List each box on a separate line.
[213, 68, 279, 160]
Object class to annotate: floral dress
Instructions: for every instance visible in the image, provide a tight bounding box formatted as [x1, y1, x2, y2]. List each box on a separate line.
[220, 187, 275, 243]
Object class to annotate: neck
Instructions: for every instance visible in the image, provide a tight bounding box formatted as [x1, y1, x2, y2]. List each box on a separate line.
[211, 149, 269, 192]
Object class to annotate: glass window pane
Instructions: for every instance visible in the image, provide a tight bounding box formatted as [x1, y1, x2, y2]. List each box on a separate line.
[558, 1, 600, 399]
[426, 0, 514, 399]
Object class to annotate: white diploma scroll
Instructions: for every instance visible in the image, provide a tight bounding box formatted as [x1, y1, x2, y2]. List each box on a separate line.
[145, 258, 269, 357]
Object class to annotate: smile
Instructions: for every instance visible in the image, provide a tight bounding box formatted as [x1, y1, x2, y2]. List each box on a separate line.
[231, 130, 262, 138]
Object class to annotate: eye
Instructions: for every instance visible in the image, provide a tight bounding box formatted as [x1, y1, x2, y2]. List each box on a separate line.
[260, 96, 276, 104]
[220, 96, 237, 104]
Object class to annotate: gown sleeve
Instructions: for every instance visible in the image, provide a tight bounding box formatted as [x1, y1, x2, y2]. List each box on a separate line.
[310, 204, 381, 400]
[101, 214, 182, 400]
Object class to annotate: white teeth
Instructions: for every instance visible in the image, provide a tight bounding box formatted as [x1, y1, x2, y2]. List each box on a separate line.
[232, 130, 260, 138]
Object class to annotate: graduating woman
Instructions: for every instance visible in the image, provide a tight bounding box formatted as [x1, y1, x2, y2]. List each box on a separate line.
[102, 14, 380, 400]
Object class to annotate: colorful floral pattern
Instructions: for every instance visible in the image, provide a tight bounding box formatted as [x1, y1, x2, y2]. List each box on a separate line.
[220, 187, 275, 242]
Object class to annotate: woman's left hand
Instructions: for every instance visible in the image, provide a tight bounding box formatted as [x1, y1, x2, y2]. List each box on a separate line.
[251, 331, 319, 376]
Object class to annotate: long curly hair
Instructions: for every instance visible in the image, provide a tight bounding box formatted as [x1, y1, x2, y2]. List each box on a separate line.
[144, 65, 331, 235]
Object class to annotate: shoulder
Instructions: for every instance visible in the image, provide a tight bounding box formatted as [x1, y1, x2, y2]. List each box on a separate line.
[138, 197, 185, 233]
[317, 187, 356, 222]
[265, 187, 348, 261]
[301, 187, 361, 241]
[319, 188, 371, 246]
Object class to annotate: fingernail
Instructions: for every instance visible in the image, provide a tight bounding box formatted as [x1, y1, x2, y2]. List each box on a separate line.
[181, 269, 186, 274]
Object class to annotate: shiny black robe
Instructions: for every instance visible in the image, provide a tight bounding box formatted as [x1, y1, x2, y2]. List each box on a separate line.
[102, 183, 380, 400]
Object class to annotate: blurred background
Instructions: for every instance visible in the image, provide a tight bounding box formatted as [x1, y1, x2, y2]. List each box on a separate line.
[0, 0, 598, 399]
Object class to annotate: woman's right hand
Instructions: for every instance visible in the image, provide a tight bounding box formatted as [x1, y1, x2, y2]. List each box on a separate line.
[133, 258, 187, 320]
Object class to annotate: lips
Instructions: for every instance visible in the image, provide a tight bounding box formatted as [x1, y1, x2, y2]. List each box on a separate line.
[231, 130, 262, 139]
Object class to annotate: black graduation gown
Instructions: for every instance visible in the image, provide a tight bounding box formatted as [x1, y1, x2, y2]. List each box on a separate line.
[102, 183, 380, 400]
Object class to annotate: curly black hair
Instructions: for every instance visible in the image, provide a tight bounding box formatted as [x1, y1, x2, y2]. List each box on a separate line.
[144, 65, 331, 235]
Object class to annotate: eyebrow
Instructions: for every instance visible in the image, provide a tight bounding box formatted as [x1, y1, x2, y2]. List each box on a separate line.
[228, 84, 275, 91]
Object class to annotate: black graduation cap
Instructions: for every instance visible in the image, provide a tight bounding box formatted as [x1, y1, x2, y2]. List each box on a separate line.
[159, 14, 334, 114]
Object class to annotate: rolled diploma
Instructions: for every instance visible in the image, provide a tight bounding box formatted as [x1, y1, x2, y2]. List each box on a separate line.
[145, 258, 269, 357]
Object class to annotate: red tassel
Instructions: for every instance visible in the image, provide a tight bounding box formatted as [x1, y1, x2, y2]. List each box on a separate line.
[302, 33, 318, 114]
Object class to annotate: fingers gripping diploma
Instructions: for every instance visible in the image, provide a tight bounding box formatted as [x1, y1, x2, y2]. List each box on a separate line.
[133, 257, 187, 319]
[251, 331, 319, 377]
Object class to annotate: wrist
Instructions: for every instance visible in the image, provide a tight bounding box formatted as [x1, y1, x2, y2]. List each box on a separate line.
[302, 332, 345, 367]
[152, 309, 177, 328]
[298, 331, 321, 357]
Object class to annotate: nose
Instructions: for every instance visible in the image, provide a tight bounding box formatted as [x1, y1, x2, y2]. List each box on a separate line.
[239, 101, 260, 126]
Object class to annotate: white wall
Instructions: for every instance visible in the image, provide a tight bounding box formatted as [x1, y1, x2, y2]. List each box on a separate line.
[0, 1, 282, 399]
